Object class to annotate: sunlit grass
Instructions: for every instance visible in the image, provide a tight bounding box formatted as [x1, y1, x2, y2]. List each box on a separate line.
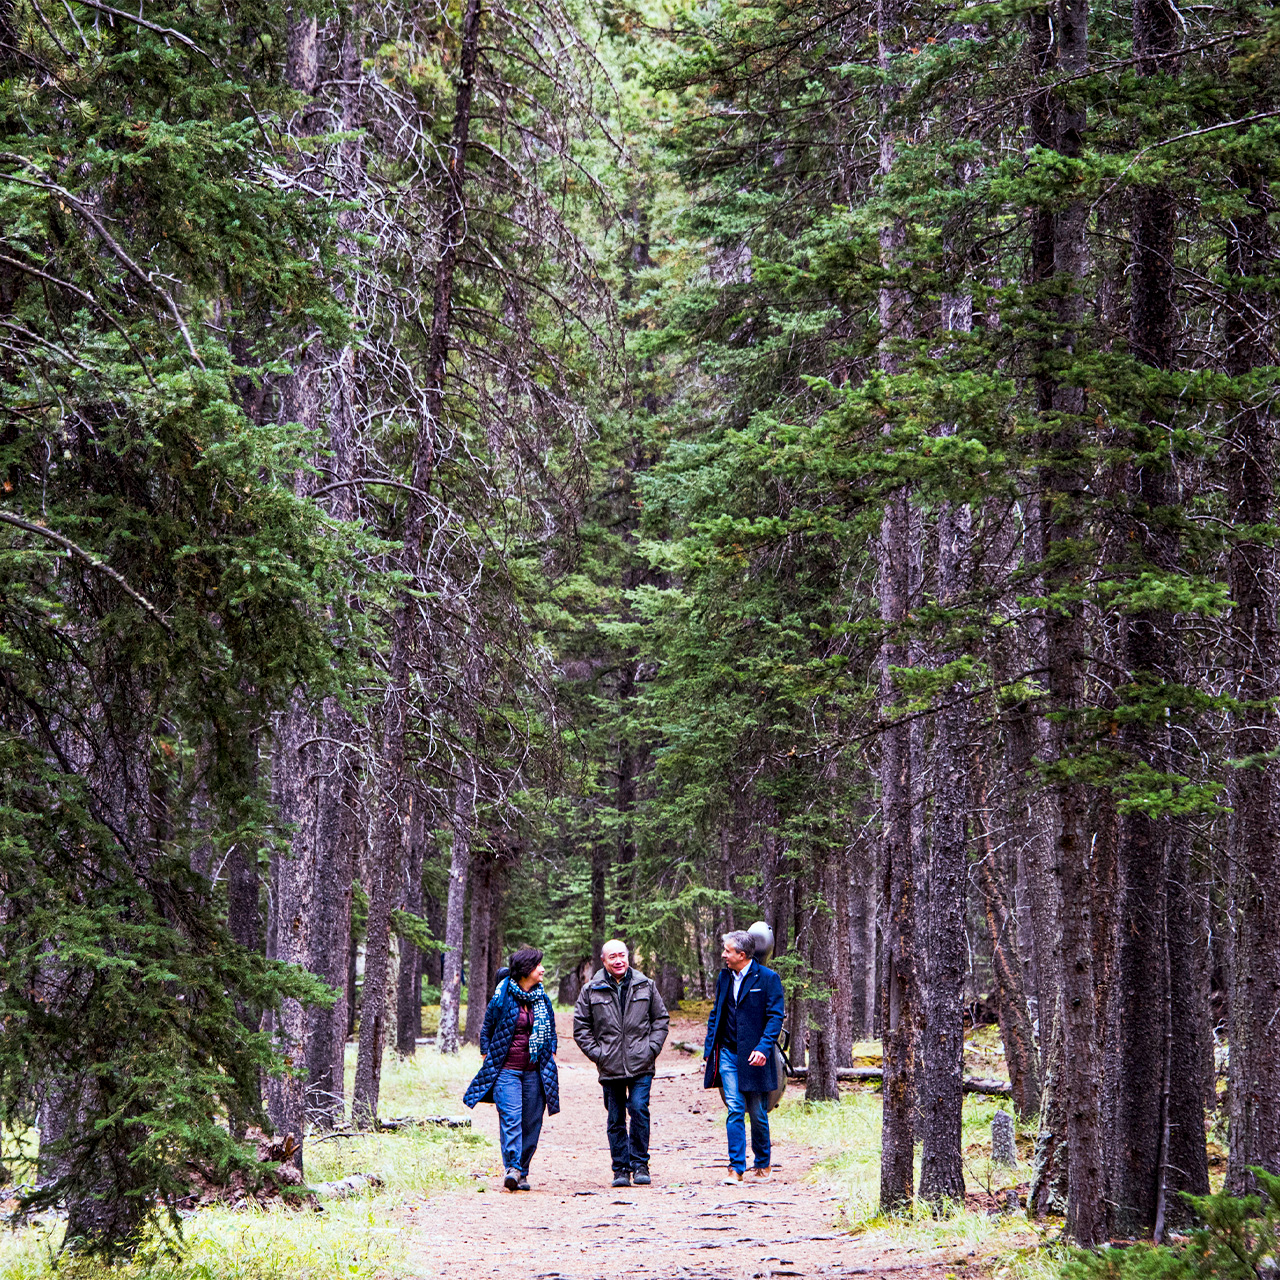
[772, 1082, 1045, 1262]
[0, 1203, 414, 1280]
[0, 1042, 493, 1280]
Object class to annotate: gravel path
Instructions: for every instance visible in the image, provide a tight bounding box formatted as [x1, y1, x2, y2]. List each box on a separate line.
[402, 1013, 975, 1280]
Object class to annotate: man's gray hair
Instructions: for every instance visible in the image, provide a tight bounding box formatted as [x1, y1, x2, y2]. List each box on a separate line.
[722, 929, 755, 958]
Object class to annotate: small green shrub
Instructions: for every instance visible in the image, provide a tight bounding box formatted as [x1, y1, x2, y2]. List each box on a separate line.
[1065, 1170, 1280, 1280]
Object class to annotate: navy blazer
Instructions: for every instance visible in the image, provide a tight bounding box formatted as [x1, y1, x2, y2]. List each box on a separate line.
[702, 960, 785, 1093]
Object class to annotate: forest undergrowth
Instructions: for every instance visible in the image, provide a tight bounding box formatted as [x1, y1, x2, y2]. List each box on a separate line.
[0, 1051, 486, 1280]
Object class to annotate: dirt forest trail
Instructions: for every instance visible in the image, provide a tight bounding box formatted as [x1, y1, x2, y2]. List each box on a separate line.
[401, 1012, 974, 1280]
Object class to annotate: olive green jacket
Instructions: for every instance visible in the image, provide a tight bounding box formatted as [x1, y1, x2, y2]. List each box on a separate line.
[572, 967, 670, 1081]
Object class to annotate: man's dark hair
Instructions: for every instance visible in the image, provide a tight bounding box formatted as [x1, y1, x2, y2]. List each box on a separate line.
[508, 946, 544, 982]
[722, 929, 755, 959]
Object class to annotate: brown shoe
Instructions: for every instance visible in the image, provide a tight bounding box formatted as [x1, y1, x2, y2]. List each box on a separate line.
[750, 1166, 771, 1179]
[722, 1170, 744, 1184]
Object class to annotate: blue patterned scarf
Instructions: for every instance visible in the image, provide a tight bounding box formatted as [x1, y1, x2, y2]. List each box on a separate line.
[508, 979, 552, 1066]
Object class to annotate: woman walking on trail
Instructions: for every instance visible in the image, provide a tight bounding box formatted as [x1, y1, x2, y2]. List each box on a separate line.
[463, 946, 560, 1191]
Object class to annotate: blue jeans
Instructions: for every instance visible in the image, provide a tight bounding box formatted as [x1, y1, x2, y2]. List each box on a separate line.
[719, 1052, 770, 1172]
[602, 1075, 653, 1173]
[493, 1068, 544, 1174]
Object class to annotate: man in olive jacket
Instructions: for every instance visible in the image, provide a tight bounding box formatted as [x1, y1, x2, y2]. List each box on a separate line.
[573, 940, 670, 1187]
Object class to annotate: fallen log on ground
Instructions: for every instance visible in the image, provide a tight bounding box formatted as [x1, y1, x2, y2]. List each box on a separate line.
[788, 1066, 1011, 1097]
[378, 1115, 471, 1130]
[313, 1116, 472, 1142]
[309, 1173, 385, 1199]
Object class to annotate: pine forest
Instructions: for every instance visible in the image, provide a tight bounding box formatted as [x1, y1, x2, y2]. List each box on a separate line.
[0, 0, 1278, 1264]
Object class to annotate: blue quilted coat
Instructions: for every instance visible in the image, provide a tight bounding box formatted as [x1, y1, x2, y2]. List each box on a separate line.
[462, 980, 560, 1115]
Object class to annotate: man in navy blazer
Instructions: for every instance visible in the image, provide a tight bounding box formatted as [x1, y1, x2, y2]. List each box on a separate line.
[702, 929, 785, 1181]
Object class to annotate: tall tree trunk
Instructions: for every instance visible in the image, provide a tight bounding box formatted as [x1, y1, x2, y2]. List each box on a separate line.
[396, 807, 425, 1057]
[1159, 826, 1211, 1233]
[463, 851, 493, 1045]
[973, 752, 1040, 1119]
[1105, 0, 1184, 1234]
[305, 720, 356, 1129]
[438, 750, 476, 1055]
[226, 839, 262, 1097]
[487, 862, 507, 994]
[265, 704, 320, 1171]
[1224, 170, 1280, 1196]
[832, 842, 855, 1069]
[805, 860, 840, 1102]
[876, 0, 918, 1211]
[1002, 500, 1057, 1070]
[919, 299, 973, 1210]
[591, 837, 608, 964]
[423, 877, 445, 991]
[849, 826, 879, 1039]
[878, 492, 917, 1212]
[1038, 0, 1105, 1241]
[226, 845, 260, 958]
[615, 662, 637, 936]
[786, 873, 808, 1068]
[354, 0, 483, 1117]
[1029, 1005, 1069, 1216]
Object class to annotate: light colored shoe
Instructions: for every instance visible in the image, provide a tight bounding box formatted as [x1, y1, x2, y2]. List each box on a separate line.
[751, 1166, 771, 1179]
[722, 1170, 744, 1184]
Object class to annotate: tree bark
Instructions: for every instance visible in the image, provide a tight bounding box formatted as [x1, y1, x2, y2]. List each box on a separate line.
[396, 807, 425, 1056]
[972, 766, 1041, 1120]
[1028, 1006, 1069, 1216]
[805, 859, 840, 1103]
[876, 0, 918, 1210]
[438, 750, 476, 1055]
[1160, 827, 1211, 1232]
[462, 850, 493, 1045]
[615, 662, 637, 935]
[487, 863, 507, 995]
[849, 826, 879, 1039]
[265, 704, 321, 1171]
[1104, 0, 1185, 1234]
[305, 717, 356, 1129]
[1036, 0, 1106, 1241]
[878, 494, 917, 1213]
[1224, 170, 1280, 1196]
[591, 837, 608, 964]
[786, 872, 808, 1068]
[354, 0, 484, 1115]
[226, 838, 262, 1103]
[919, 499, 969, 1209]
[832, 842, 855, 1069]
[423, 877, 445, 991]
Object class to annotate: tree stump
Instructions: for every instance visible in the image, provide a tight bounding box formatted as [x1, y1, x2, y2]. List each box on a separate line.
[992, 1110, 1017, 1166]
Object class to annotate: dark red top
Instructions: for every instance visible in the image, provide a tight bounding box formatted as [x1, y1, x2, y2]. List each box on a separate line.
[504, 1003, 534, 1071]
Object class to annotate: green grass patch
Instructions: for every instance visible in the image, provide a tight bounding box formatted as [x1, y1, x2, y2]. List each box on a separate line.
[771, 1086, 1044, 1251]
[0, 1045, 492, 1280]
